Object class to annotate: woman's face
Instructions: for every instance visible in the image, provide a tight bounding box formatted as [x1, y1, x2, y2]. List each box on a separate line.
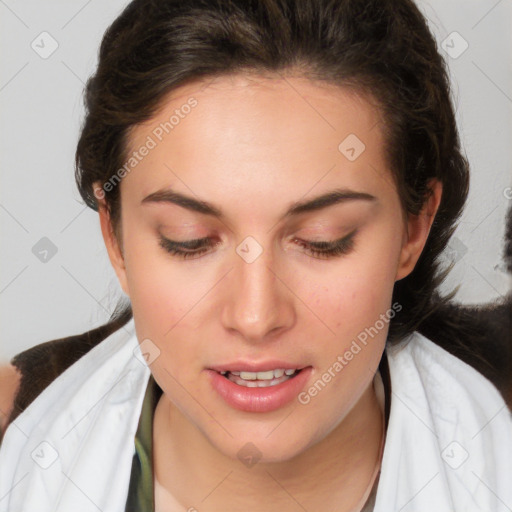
[98, 74, 438, 462]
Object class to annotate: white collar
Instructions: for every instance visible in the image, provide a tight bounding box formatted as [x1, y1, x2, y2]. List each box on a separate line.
[0, 318, 150, 512]
[1, 323, 511, 511]
[375, 332, 512, 511]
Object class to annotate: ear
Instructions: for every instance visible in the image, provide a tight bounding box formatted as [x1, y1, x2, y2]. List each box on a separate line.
[94, 182, 130, 296]
[395, 179, 443, 281]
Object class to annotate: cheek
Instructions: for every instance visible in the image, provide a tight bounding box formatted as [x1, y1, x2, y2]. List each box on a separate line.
[121, 239, 207, 396]
[122, 243, 214, 422]
[296, 254, 395, 433]
[124, 242, 206, 400]
[122, 229, 198, 333]
[294, 226, 400, 416]
[308, 230, 402, 341]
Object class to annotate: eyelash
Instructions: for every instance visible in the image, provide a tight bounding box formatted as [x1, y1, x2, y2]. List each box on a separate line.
[158, 231, 356, 260]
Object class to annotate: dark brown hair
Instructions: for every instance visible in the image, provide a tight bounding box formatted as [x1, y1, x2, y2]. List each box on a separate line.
[75, 0, 470, 345]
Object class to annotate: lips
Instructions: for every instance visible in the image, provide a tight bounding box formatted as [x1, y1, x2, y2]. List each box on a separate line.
[206, 365, 313, 413]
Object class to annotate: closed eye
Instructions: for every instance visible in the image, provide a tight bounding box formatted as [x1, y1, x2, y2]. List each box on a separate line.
[158, 230, 357, 261]
[292, 230, 356, 259]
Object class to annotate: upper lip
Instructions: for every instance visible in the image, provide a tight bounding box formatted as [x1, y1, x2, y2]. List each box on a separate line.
[209, 360, 308, 372]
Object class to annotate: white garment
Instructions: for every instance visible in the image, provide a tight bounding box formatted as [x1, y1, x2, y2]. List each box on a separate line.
[0, 319, 511, 512]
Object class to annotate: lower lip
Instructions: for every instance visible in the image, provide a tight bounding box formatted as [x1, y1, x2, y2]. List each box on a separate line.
[206, 367, 313, 413]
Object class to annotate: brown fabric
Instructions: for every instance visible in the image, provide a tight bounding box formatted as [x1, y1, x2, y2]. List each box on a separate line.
[1, 309, 132, 445]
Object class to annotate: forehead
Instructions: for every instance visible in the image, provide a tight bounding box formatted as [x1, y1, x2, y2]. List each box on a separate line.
[128, 72, 384, 148]
[123, 73, 393, 212]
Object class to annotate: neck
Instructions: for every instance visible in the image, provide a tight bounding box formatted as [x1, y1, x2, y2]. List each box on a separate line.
[153, 377, 384, 512]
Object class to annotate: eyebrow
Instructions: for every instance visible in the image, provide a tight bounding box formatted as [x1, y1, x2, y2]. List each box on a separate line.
[141, 187, 377, 220]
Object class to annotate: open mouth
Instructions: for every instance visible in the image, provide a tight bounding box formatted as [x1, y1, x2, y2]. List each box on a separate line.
[208, 366, 313, 412]
[217, 368, 303, 388]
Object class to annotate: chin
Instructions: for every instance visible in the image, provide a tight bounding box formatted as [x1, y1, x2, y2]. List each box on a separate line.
[200, 412, 323, 467]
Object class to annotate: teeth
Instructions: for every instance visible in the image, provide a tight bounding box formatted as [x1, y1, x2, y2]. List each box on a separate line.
[237, 369, 297, 380]
[219, 368, 298, 383]
[217, 368, 301, 384]
[240, 371, 257, 380]
[227, 372, 297, 388]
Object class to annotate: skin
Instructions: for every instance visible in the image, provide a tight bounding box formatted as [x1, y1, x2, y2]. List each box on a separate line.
[96, 73, 442, 511]
[0, 365, 21, 436]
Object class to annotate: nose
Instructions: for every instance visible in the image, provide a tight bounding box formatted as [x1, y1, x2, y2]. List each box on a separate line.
[220, 240, 296, 343]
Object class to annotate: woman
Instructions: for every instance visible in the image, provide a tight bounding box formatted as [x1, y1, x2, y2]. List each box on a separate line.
[1, 0, 511, 511]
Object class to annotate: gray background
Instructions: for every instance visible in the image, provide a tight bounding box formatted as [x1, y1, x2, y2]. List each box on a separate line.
[1, 0, 511, 362]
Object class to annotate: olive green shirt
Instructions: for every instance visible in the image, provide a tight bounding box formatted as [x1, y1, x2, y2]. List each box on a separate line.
[124, 374, 162, 512]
